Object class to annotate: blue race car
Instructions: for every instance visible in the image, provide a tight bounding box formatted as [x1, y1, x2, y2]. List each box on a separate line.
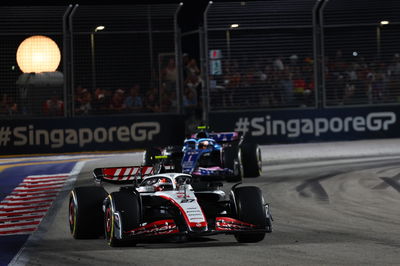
[144, 128, 262, 183]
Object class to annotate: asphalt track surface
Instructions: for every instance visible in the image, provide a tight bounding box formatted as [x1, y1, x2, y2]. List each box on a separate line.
[10, 152, 400, 266]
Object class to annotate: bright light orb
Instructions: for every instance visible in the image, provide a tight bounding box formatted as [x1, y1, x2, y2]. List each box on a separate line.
[16, 35, 61, 73]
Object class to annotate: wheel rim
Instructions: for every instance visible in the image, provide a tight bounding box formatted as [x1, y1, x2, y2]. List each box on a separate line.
[69, 198, 76, 233]
[237, 149, 243, 177]
[257, 147, 262, 174]
[105, 207, 112, 240]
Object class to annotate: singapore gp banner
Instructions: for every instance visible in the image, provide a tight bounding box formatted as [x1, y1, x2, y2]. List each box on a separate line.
[0, 115, 185, 155]
[209, 106, 400, 144]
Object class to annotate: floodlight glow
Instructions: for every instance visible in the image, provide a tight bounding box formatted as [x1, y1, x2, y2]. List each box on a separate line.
[16, 35, 61, 73]
[95, 25, 105, 32]
[230, 24, 239, 28]
[380, 21, 389, 25]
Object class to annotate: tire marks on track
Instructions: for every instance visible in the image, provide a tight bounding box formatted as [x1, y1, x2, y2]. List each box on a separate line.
[295, 172, 343, 202]
[378, 176, 400, 193]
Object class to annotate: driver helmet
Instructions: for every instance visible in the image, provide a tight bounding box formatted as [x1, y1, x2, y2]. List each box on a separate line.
[153, 177, 173, 191]
[198, 140, 210, 150]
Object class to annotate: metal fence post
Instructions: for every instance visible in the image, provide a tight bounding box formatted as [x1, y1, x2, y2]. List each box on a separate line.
[319, 0, 328, 108]
[147, 5, 156, 91]
[199, 26, 208, 123]
[202, 1, 213, 125]
[63, 5, 73, 117]
[68, 4, 78, 117]
[174, 3, 184, 115]
[313, 0, 324, 109]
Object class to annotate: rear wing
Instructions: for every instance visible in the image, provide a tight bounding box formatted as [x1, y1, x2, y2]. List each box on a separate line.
[209, 132, 241, 143]
[189, 132, 241, 142]
[93, 166, 154, 184]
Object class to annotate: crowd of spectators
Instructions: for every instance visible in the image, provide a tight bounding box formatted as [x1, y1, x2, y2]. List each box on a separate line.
[210, 50, 400, 109]
[3, 50, 400, 117]
[67, 54, 203, 117]
[209, 54, 315, 109]
[325, 50, 400, 106]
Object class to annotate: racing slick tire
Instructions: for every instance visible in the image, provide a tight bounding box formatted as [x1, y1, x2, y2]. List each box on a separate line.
[69, 186, 108, 239]
[241, 143, 262, 178]
[230, 186, 266, 243]
[104, 190, 141, 247]
[223, 146, 243, 182]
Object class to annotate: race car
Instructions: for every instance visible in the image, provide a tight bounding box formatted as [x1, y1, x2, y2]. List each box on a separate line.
[68, 166, 272, 247]
[143, 127, 262, 182]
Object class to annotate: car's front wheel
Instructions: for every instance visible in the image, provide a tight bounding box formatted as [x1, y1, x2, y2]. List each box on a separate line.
[230, 186, 267, 243]
[104, 190, 141, 247]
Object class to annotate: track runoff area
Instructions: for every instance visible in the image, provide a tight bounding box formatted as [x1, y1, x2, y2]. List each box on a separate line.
[2, 139, 400, 265]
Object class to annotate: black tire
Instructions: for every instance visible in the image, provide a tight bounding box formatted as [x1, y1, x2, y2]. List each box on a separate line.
[231, 186, 266, 243]
[143, 147, 161, 166]
[223, 146, 243, 182]
[69, 186, 108, 239]
[241, 143, 262, 178]
[104, 191, 141, 247]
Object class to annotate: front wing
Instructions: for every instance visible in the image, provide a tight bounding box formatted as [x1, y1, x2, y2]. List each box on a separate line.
[119, 216, 268, 240]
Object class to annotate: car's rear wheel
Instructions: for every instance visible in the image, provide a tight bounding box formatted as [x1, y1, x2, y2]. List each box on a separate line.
[104, 190, 141, 247]
[241, 143, 262, 177]
[69, 186, 108, 239]
[231, 186, 266, 243]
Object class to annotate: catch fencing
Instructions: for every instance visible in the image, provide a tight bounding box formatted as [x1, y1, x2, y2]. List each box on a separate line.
[0, 4, 182, 119]
[2, 2, 400, 120]
[202, 0, 400, 113]
[0, 6, 69, 118]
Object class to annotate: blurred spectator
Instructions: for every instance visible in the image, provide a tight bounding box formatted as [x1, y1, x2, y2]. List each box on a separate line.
[75, 88, 92, 115]
[182, 53, 190, 80]
[273, 56, 284, 71]
[123, 84, 143, 112]
[279, 68, 294, 106]
[43, 93, 64, 116]
[183, 85, 198, 116]
[185, 73, 202, 105]
[0, 93, 18, 115]
[161, 57, 177, 93]
[388, 53, 400, 77]
[241, 65, 258, 106]
[292, 72, 307, 105]
[109, 89, 126, 112]
[92, 87, 110, 114]
[160, 91, 173, 113]
[186, 58, 201, 77]
[144, 87, 160, 113]
[222, 60, 241, 107]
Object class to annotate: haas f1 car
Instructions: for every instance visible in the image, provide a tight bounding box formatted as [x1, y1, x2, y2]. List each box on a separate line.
[69, 166, 272, 247]
[143, 129, 262, 183]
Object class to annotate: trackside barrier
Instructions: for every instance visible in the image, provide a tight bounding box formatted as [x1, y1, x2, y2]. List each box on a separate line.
[1, 115, 185, 155]
[209, 106, 399, 144]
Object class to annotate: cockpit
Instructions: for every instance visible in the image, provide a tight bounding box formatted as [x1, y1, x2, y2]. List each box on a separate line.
[138, 174, 192, 192]
[183, 138, 216, 151]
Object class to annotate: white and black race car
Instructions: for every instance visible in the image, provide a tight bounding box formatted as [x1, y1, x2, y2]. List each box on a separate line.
[68, 166, 272, 247]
